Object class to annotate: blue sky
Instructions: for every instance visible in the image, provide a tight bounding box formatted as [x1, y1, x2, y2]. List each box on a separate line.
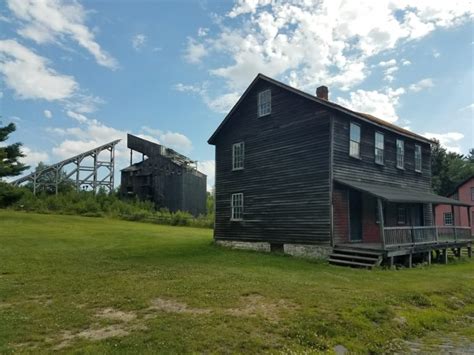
[0, 0, 473, 189]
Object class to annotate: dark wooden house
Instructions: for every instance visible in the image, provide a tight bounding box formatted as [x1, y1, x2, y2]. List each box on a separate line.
[208, 74, 472, 267]
[121, 134, 207, 216]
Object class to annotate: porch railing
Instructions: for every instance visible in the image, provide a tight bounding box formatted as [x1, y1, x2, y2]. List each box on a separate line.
[384, 226, 472, 247]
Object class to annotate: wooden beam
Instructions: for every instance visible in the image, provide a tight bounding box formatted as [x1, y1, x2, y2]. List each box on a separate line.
[377, 198, 385, 249]
[443, 249, 448, 264]
[408, 253, 413, 268]
[427, 251, 431, 265]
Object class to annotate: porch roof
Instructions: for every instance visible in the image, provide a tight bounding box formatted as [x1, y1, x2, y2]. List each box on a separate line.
[335, 179, 470, 206]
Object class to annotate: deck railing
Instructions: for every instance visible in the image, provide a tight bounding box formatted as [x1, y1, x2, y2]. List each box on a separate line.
[384, 226, 472, 247]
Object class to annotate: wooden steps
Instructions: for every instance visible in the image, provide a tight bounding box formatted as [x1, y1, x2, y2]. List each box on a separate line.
[329, 246, 384, 269]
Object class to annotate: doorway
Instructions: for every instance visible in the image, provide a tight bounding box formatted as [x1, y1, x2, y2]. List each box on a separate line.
[349, 190, 362, 242]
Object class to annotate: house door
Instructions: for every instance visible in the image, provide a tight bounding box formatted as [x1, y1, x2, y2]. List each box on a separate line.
[349, 190, 362, 242]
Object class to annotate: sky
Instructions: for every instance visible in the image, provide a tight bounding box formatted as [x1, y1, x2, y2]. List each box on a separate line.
[0, 0, 473, 190]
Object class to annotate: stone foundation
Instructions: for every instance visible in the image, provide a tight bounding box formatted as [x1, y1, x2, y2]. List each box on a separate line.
[215, 240, 271, 252]
[283, 244, 332, 259]
[215, 240, 331, 259]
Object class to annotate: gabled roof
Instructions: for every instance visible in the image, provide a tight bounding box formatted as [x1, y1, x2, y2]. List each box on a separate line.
[208, 73, 434, 145]
[448, 174, 474, 197]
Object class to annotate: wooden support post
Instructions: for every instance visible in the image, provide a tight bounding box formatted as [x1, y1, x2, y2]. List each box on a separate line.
[433, 204, 439, 242]
[408, 253, 413, 268]
[390, 256, 394, 269]
[435, 249, 441, 262]
[427, 251, 431, 265]
[458, 248, 462, 258]
[451, 204, 457, 241]
[377, 198, 385, 249]
[443, 249, 448, 264]
[468, 246, 472, 258]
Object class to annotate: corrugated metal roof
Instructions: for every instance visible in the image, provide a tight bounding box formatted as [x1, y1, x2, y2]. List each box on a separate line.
[335, 179, 470, 206]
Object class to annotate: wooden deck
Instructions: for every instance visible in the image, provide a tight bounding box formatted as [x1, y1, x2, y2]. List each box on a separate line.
[333, 226, 473, 268]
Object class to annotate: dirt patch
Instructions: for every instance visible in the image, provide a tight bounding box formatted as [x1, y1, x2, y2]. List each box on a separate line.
[148, 298, 211, 315]
[96, 308, 137, 322]
[54, 325, 129, 350]
[225, 294, 297, 322]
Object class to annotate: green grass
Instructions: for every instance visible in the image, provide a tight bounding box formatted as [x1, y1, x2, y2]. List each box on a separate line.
[1, 210, 473, 354]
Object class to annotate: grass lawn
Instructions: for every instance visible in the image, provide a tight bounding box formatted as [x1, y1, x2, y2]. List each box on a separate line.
[1, 210, 473, 353]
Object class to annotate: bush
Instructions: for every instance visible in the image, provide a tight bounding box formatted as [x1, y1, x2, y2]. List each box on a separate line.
[0, 182, 26, 208]
[6, 189, 213, 229]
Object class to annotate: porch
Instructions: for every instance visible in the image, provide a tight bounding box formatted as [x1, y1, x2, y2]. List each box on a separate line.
[331, 179, 473, 267]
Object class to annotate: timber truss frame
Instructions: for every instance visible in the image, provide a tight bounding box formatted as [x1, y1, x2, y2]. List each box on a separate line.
[12, 140, 121, 194]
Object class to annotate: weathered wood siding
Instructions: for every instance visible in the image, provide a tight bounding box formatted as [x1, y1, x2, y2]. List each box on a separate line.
[332, 115, 432, 191]
[213, 81, 331, 245]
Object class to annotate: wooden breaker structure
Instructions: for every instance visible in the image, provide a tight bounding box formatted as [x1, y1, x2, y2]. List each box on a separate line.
[12, 140, 120, 194]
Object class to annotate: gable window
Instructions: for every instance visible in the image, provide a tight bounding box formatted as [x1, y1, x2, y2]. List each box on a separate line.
[443, 212, 453, 226]
[349, 122, 361, 158]
[232, 142, 244, 170]
[396, 139, 404, 169]
[415, 144, 422, 172]
[397, 206, 407, 225]
[374, 132, 384, 165]
[258, 89, 271, 117]
[231, 193, 244, 220]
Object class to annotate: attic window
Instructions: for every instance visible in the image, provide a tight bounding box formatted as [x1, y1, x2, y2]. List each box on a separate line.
[349, 122, 361, 158]
[258, 89, 271, 117]
[414, 145, 422, 172]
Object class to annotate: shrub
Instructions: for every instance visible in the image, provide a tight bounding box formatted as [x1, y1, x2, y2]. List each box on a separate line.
[0, 182, 26, 208]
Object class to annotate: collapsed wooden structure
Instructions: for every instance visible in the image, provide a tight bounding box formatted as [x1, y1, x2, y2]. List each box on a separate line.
[12, 140, 120, 194]
[120, 134, 207, 216]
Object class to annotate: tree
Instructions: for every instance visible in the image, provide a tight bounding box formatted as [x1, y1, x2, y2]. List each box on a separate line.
[0, 123, 28, 178]
[431, 140, 474, 196]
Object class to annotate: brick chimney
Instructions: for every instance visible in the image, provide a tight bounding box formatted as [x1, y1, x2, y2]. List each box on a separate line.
[316, 85, 328, 100]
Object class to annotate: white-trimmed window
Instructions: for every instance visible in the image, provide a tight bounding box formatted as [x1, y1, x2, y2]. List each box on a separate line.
[349, 122, 361, 158]
[258, 89, 271, 117]
[375, 132, 384, 165]
[232, 142, 244, 170]
[415, 144, 422, 172]
[231, 193, 244, 220]
[397, 206, 407, 225]
[443, 212, 453, 226]
[396, 139, 404, 169]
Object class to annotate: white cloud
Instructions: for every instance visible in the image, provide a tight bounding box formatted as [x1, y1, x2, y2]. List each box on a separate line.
[141, 126, 193, 154]
[401, 59, 411, 66]
[43, 109, 52, 119]
[66, 110, 91, 124]
[0, 39, 77, 101]
[432, 49, 441, 58]
[409, 78, 434, 92]
[132, 34, 147, 51]
[173, 82, 239, 113]
[184, 38, 207, 63]
[182, 0, 473, 109]
[422, 132, 464, 153]
[197, 160, 215, 191]
[459, 103, 474, 112]
[337, 87, 405, 123]
[20, 146, 49, 168]
[197, 27, 209, 37]
[378, 59, 397, 67]
[7, 0, 118, 69]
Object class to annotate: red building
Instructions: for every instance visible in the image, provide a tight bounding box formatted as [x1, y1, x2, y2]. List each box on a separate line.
[435, 175, 474, 236]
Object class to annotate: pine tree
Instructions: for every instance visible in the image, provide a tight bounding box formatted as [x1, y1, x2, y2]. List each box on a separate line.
[0, 123, 29, 178]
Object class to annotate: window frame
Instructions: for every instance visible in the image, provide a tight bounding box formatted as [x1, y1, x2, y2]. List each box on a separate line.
[414, 144, 422, 173]
[374, 131, 384, 165]
[349, 122, 361, 159]
[231, 193, 244, 221]
[257, 89, 271, 117]
[232, 142, 245, 171]
[396, 139, 405, 169]
[443, 212, 453, 226]
[397, 206, 407, 225]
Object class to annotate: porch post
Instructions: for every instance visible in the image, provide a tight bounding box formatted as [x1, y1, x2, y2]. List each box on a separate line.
[451, 204, 457, 241]
[377, 198, 386, 249]
[432, 204, 439, 242]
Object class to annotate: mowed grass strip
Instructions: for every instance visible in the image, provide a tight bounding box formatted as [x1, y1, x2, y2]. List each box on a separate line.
[0, 210, 473, 353]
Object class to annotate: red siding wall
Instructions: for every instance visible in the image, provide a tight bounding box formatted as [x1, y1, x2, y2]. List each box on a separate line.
[333, 188, 349, 244]
[362, 195, 381, 243]
[435, 177, 474, 235]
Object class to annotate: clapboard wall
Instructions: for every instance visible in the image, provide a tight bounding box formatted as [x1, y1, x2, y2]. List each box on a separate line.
[212, 80, 332, 245]
[332, 115, 432, 191]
